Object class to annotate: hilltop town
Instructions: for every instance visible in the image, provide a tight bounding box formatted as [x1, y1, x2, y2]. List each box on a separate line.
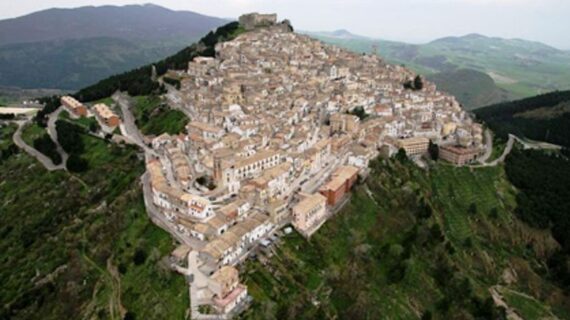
[9, 13, 486, 319]
[128, 13, 484, 318]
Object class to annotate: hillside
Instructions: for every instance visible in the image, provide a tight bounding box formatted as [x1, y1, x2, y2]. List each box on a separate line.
[310, 32, 570, 104]
[0, 123, 188, 319]
[239, 157, 570, 319]
[475, 90, 570, 147]
[427, 69, 514, 110]
[3, 14, 570, 320]
[0, 4, 227, 90]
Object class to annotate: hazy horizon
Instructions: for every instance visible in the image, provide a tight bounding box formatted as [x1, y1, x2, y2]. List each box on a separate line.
[1, 0, 569, 50]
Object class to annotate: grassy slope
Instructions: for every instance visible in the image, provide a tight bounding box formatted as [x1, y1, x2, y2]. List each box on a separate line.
[426, 69, 514, 110]
[132, 95, 188, 136]
[239, 159, 568, 319]
[0, 125, 187, 320]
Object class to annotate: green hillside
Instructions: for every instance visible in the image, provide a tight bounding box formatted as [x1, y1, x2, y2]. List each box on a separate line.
[475, 90, 570, 147]
[427, 69, 514, 110]
[0, 124, 188, 320]
[0, 37, 192, 90]
[0, 4, 227, 91]
[239, 157, 570, 319]
[310, 33, 570, 106]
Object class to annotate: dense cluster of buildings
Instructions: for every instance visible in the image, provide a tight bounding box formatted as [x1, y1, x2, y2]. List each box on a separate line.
[143, 13, 486, 318]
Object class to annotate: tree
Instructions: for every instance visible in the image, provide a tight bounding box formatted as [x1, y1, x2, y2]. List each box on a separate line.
[468, 203, 477, 215]
[395, 148, 408, 162]
[88, 121, 98, 133]
[414, 75, 424, 91]
[428, 140, 439, 161]
[66, 154, 88, 173]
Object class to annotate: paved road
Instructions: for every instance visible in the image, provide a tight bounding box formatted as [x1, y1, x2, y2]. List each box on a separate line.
[12, 121, 66, 171]
[473, 133, 562, 168]
[141, 171, 207, 249]
[112, 92, 158, 157]
[164, 84, 196, 121]
[46, 107, 69, 166]
[477, 129, 493, 164]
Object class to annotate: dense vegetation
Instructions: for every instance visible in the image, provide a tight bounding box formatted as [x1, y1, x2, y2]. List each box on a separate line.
[32, 133, 62, 165]
[132, 96, 188, 136]
[0, 124, 188, 320]
[0, 123, 19, 163]
[240, 158, 569, 319]
[74, 21, 244, 103]
[475, 90, 570, 147]
[505, 149, 570, 292]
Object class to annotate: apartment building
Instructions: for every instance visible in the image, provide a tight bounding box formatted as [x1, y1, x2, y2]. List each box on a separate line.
[439, 145, 481, 166]
[61, 96, 87, 117]
[292, 193, 327, 237]
[319, 166, 359, 206]
[397, 137, 430, 156]
[92, 103, 121, 127]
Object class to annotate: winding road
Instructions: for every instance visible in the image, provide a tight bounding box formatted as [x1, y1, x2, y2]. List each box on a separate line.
[12, 121, 66, 171]
[47, 107, 69, 166]
[473, 133, 562, 168]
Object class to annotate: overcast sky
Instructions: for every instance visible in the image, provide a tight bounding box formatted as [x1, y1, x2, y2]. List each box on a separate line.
[2, 0, 569, 49]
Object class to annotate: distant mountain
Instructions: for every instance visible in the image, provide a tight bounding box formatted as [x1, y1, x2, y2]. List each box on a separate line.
[475, 90, 570, 147]
[305, 29, 369, 40]
[309, 31, 570, 107]
[0, 4, 227, 90]
[0, 4, 226, 46]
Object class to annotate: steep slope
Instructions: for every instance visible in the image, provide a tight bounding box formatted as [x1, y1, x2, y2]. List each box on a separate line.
[0, 124, 188, 320]
[475, 90, 570, 147]
[310, 32, 570, 101]
[240, 158, 570, 319]
[0, 4, 227, 90]
[427, 69, 514, 110]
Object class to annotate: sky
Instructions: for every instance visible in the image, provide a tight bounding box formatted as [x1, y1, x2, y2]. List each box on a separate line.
[1, 0, 569, 49]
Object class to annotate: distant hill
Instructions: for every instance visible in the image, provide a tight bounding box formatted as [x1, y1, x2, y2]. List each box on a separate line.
[307, 29, 369, 40]
[0, 4, 227, 90]
[475, 90, 570, 148]
[427, 69, 514, 110]
[309, 31, 570, 106]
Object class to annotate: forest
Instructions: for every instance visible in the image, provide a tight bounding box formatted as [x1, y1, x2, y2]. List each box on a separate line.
[475, 90, 570, 147]
[505, 149, 570, 292]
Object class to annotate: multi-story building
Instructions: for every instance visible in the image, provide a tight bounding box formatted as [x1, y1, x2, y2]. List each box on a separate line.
[292, 193, 327, 237]
[397, 137, 430, 156]
[439, 145, 481, 166]
[209, 266, 249, 314]
[61, 96, 87, 117]
[319, 166, 359, 206]
[92, 103, 121, 127]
